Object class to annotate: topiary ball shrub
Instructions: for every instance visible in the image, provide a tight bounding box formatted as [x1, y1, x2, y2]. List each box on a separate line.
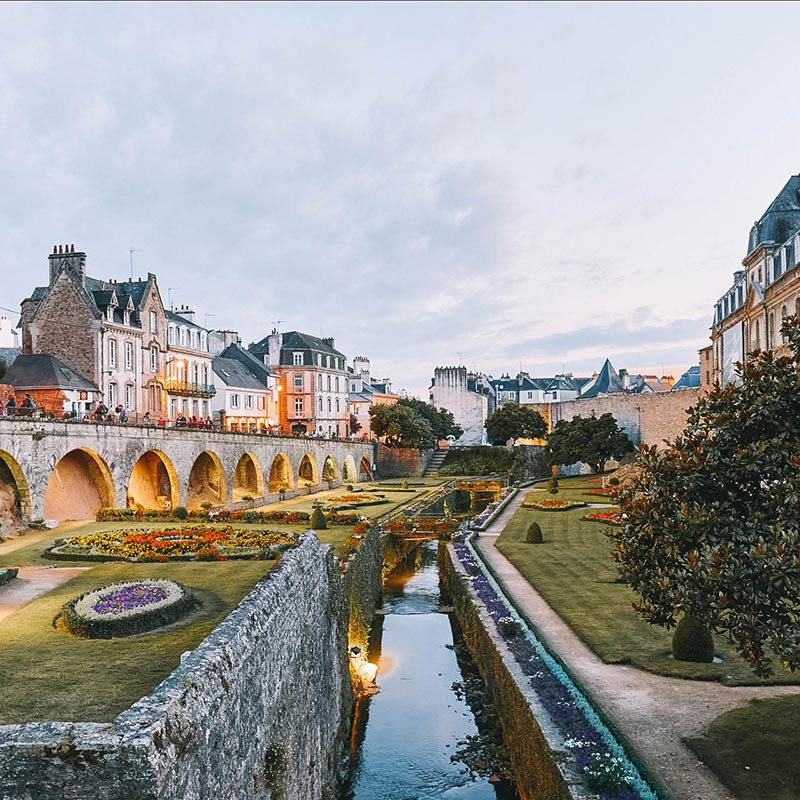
[346, 484, 354, 492]
[608, 476, 620, 487]
[310, 507, 327, 530]
[172, 506, 188, 520]
[672, 615, 715, 663]
[525, 522, 544, 543]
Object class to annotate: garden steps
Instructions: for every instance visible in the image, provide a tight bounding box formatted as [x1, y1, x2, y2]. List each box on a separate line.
[423, 448, 448, 476]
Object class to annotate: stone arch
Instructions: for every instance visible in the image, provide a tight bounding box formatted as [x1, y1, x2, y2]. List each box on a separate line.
[268, 453, 295, 494]
[44, 448, 115, 522]
[233, 452, 264, 502]
[322, 454, 339, 483]
[342, 454, 357, 483]
[298, 453, 319, 487]
[127, 450, 179, 511]
[187, 451, 228, 511]
[0, 450, 31, 531]
[359, 455, 372, 480]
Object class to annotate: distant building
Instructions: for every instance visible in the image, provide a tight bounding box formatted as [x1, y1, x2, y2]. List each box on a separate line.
[429, 366, 494, 446]
[0, 316, 18, 349]
[699, 345, 713, 390]
[491, 372, 590, 406]
[348, 356, 398, 439]
[711, 174, 800, 385]
[672, 365, 701, 391]
[250, 330, 350, 437]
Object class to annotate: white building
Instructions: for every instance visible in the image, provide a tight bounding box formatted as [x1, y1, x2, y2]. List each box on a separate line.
[429, 366, 494, 446]
[0, 316, 18, 349]
[165, 306, 216, 421]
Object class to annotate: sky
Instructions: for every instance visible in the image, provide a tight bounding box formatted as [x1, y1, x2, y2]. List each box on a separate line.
[1, 1, 800, 396]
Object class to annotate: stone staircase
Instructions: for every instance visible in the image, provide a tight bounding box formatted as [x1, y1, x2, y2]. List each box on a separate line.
[423, 448, 448, 477]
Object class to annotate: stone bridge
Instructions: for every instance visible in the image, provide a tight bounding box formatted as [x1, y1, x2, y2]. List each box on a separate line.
[0, 418, 376, 524]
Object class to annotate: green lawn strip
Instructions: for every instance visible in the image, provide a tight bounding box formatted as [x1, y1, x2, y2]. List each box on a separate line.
[685, 695, 800, 800]
[494, 504, 799, 685]
[0, 560, 275, 724]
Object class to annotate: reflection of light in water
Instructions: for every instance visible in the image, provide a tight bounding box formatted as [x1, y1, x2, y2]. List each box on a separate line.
[375, 652, 397, 678]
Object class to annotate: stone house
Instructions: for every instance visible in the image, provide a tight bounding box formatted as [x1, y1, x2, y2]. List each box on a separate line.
[348, 356, 398, 438]
[165, 306, 216, 421]
[249, 330, 350, 437]
[429, 366, 495, 446]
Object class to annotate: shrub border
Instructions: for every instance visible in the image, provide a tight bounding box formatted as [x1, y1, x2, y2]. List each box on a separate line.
[0, 568, 18, 587]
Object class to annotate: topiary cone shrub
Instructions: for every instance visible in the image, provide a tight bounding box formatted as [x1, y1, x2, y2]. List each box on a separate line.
[672, 615, 714, 663]
[548, 477, 559, 489]
[548, 487, 559, 495]
[172, 506, 188, 521]
[525, 522, 544, 543]
[310, 507, 327, 530]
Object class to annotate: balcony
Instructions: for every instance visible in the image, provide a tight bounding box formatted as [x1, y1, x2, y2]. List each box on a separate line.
[164, 379, 216, 398]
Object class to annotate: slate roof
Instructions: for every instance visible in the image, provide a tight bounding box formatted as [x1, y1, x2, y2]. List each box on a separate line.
[579, 359, 625, 398]
[167, 309, 206, 332]
[250, 330, 346, 367]
[748, 175, 800, 256]
[672, 365, 701, 390]
[4, 354, 98, 391]
[0, 348, 21, 369]
[219, 343, 275, 379]
[212, 356, 267, 391]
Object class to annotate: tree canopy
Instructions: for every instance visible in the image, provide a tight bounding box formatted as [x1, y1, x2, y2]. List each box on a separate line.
[484, 402, 547, 444]
[369, 398, 462, 448]
[547, 412, 633, 473]
[610, 318, 800, 676]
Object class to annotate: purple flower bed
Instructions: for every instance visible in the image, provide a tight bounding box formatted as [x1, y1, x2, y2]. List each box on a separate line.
[93, 583, 169, 615]
[453, 541, 658, 800]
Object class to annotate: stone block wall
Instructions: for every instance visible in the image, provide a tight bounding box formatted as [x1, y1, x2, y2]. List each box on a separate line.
[0, 532, 386, 799]
[375, 444, 430, 477]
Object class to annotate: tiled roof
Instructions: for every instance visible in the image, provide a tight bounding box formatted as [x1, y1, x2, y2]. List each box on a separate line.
[4, 354, 98, 391]
[672, 366, 701, 390]
[212, 357, 267, 391]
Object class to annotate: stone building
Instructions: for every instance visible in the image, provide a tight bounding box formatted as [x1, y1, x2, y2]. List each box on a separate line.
[491, 372, 590, 406]
[711, 174, 800, 384]
[249, 330, 350, 437]
[348, 356, 398, 438]
[429, 366, 494, 446]
[699, 344, 713, 390]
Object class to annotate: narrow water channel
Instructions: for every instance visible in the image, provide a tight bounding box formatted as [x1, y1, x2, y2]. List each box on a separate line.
[341, 542, 519, 800]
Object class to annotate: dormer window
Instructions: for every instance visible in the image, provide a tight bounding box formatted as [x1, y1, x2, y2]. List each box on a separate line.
[293, 352, 303, 366]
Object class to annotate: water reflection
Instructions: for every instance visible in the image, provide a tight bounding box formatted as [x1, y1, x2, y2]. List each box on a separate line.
[341, 543, 519, 800]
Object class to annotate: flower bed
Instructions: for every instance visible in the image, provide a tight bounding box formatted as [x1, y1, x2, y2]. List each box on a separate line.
[452, 540, 658, 800]
[58, 579, 196, 638]
[95, 507, 365, 526]
[47, 526, 299, 562]
[522, 498, 587, 511]
[586, 487, 618, 497]
[582, 511, 623, 527]
[383, 517, 460, 537]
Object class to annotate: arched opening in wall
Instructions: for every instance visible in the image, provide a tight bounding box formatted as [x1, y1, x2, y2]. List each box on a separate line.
[322, 455, 339, 484]
[187, 451, 228, 511]
[127, 451, 179, 511]
[342, 455, 357, 483]
[233, 452, 264, 502]
[359, 456, 372, 480]
[0, 451, 31, 533]
[44, 449, 115, 522]
[298, 454, 319, 488]
[268, 453, 295, 494]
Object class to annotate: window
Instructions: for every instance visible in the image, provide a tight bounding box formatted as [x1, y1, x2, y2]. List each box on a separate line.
[318, 397, 323, 412]
[180, 328, 186, 346]
[245, 395, 253, 409]
[193, 363, 199, 384]
[168, 326, 174, 345]
[150, 310, 157, 333]
[327, 375, 331, 391]
[351, 382, 356, 392]
[109, 339, 117, 367]
[293, 352, 303, 366]
[754, 319, 761, 350]
[318, 374, 323, 390]
[769, 312, 775, 348]
[294, 398, 303, 414]
[125, 384, 135, 410]
[150, 346, 159, 372]
[231, 394, 240, 408]
[108, 382, 117, 407]
[528, 392, 533, 399]
[200, 333, 206, 350]
[335, 377, 339, 392]
[191, 331, 197, 349]
[335, 398, 340, 412]
[125, 342, 133, 370]
[258, 396, 265, 410]
[327, 398, 332, 412]
[782, 305, 789, 343]
[294, 373, 303, 391]
[203, 366, 208, 385]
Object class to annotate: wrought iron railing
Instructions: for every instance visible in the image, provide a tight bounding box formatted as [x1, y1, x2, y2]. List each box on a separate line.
[163, 379, 216, 398]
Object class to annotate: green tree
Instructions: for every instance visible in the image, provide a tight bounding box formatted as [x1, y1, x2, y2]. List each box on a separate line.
[349, 413, 362, 436]
[485, 402, 547, 444]
[609, 318, 800, 677]
[396, 397, 463, 441]
[547, 413, 632, 473]
[369, 399, 461, 448]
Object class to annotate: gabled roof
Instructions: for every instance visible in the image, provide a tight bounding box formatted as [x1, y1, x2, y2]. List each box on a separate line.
[219, 343, 275, 379]
[673, 365, 701, 390]
[580, 359, 625, 398]
[4, 354, 98, 391]
[212, 357, 267, 391]
[250, 330, 346, 366]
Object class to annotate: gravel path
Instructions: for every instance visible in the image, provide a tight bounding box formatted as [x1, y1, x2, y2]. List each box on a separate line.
[0, 566, 89, 623]
[474, 491, 800, 800]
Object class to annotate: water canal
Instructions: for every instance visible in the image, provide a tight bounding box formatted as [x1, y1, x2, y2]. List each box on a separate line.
[341, 542, 519, 800]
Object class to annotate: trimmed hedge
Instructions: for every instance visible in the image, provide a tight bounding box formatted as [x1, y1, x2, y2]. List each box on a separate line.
[57, 583, 198, 639]
[0, 568, 18, 587]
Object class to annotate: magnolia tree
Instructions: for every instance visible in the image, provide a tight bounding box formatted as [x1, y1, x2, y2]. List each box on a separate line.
[547, 413, 633, 473]
[485, 402, 547, 444]
[609, 318, 800, 677]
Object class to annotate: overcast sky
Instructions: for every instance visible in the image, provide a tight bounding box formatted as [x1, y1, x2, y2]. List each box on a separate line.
[1, 1, 799, 396]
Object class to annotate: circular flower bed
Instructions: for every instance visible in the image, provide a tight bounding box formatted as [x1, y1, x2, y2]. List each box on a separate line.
[58, 579, 196, 638]
[46, 526, 299, 562]
[522, 498, 587, 511]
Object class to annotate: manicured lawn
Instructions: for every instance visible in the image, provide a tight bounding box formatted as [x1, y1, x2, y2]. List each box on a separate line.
[0, 560, 275, 723]
[495, 477, 799, 685]
[686, 695, 800, 800]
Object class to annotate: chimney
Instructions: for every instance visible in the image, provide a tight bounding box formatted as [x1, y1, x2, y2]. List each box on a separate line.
[322, 337, 335, 350]
[176, 304, 196, 324]
[48, 244, 87, 285]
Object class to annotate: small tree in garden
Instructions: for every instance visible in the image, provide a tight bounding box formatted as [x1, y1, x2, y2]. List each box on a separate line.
[310, 507, 327, 530]
[609, 317, 800, 677]
[525, 522, 544, 543]
[485, 402, 547, 444]
[349, 413, 362, 436]
[547, 413, 632, 473]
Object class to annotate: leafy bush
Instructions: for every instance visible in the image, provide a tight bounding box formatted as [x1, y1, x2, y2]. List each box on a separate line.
[525, 522, 544, 544]
[548, 487, 559, 495]
[548, 477, 559, 489]
[401, 479, 409, 490]
[0, 568, 18, 587]
[672, 615, 714, 663]
[608, 476, 620, 486]
[172, 506, 188, 520]
[310, 507, 327, 530]
[439, 446, 515, 476]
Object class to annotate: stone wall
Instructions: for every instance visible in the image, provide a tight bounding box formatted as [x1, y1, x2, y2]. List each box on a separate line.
[430, 367, 488, 446]
[531, 388, 700, 448]
[374, 445, 434, 477]
[0, 531, 385, 799]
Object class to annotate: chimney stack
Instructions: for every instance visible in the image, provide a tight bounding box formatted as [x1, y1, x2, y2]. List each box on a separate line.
[48, 244, 87, 286]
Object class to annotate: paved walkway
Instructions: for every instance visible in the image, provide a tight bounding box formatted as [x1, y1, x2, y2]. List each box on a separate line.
[475, 491, 800, 800]
[0, 565, 88, 623]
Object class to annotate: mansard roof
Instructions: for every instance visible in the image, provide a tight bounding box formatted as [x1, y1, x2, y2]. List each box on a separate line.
[672, 365, 701, 390]
[5, 353, 98, 391]
[579, 359, 624, 398]
[212, 356, 267, 391]
[219, 343, 275, 379]
[250, 330, 346, 364]
[747, 175, 800, 256]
